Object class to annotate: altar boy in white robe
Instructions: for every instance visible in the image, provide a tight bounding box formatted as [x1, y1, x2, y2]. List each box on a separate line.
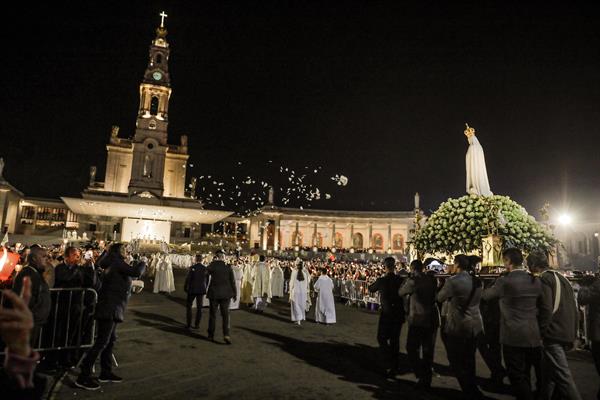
[314, 268, 336, 324]
[270, 261, 285, 298]
[252, 255, 271, 313]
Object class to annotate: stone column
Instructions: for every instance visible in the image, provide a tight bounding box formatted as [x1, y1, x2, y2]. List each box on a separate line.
[388, 223, 392, 252]
[274, 219, 280, 251]
[261, 221, 268, 251]
[246, 221, 252, 246]
[332, 223, 336, 247]
[313, 222, 318, 246]
[295, 221, 300, 246]
[350, 223, 354, 248]
[368, 223, 373, 248]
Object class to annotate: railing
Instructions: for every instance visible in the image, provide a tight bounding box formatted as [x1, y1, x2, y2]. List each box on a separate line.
[0, 287, 98, 354]
[332, 278, 380, 307]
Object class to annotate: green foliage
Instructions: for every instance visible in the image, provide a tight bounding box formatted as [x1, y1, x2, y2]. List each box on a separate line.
[413, 195, 557, 254]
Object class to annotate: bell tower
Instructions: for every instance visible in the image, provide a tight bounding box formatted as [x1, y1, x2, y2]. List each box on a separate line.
[128, 12, 173, 197]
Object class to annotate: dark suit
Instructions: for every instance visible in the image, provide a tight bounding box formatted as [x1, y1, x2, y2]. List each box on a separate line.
[207, 259, 236, 338]
[437, 271, 484, 398]
[483, 269, 549, 400]
[399, 272, 439, 386]
[80, 253, 145, 378]
[184, 263, 208, 327]
[369, 272, 405, 372]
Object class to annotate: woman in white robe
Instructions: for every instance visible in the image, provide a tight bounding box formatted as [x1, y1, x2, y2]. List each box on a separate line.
[289, 261, 310, 325]
[313, 269, 336, 324]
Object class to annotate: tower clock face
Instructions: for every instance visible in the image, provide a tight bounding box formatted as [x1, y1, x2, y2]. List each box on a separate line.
[152, 71, 163, 81]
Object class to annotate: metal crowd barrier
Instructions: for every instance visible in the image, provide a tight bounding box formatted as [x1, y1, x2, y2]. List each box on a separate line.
[333, 279, 380, 307]
[0, 287, 98, 354]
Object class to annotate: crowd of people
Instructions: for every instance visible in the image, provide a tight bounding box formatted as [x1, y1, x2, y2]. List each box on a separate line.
[368, 249, 600, 400]
[0, 242, 147, 394]
[1, 243, 599, 399]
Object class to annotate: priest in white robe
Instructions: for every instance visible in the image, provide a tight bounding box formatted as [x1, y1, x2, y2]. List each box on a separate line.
[230, 262, 243, 310]
[252, 255, 271, 312]
[289, 260, 310, 325]
[313, 268, 336, 324]
[464, 123, 493, 197]
[270, 261, 284, 298]
[240, 262, 254, 306]
[153, 254, 176, 294]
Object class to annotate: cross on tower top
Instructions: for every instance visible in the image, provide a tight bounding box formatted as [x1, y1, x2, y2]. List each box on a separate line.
[159, 11, 168, 28]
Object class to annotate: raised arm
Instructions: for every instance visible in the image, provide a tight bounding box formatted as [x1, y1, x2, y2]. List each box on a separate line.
[368, 278, 380, 293]
[482, 277, 503, 301]
[398, 278, 415, 297]
[436, 278, 453, 302]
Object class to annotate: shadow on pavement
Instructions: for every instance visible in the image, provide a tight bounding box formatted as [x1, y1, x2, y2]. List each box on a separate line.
[241, 327, 468, 400]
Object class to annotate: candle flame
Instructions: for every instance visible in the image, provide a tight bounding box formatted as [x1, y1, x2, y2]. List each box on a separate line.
[0, 247, 7, 273]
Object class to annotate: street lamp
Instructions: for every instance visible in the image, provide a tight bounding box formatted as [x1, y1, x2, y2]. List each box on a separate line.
[558, 214, 573, 226]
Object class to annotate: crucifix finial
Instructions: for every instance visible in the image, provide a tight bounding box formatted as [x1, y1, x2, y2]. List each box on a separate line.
[159, 11, 168, 28]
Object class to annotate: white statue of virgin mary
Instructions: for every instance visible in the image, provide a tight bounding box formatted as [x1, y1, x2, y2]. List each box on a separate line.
[464, 123, 493, 197]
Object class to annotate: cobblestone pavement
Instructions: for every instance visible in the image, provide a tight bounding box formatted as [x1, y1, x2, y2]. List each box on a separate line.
[53, 270, 598, 399]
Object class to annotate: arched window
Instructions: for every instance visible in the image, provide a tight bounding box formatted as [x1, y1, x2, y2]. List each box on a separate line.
[150, 96, 159, 115]
[334, 232, 343, 248]
[155, 54, 162, 64]
[372, 233, 384, 250]
[352, 232, 363, 249]
[292, 231, 303, 247]
[392, 234, 405, 250]
[312, 232, 323, 247]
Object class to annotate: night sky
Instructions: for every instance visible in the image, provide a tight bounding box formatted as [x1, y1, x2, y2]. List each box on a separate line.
[5, 1, 600, 219]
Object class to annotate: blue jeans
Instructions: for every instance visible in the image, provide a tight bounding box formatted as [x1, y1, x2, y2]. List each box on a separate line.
[540, 342, 582, 400]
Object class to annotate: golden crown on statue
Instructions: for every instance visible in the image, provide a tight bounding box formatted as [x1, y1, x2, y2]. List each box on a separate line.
[464, 123, 475, 138]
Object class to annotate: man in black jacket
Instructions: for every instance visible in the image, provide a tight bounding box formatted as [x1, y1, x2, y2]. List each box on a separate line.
[483, 248, 549, 400]
[51, 247, 98, 368]
[76, 243, 145, 391]
[207, 250, 236, 344]
[184, 254, 208, 329]
[527, 251, 582, 400]
[368, 257, 405, 377]
[13, 245, 52, 348]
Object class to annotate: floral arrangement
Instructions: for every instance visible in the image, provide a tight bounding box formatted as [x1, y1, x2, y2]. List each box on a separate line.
[413, 194, 557, 255]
